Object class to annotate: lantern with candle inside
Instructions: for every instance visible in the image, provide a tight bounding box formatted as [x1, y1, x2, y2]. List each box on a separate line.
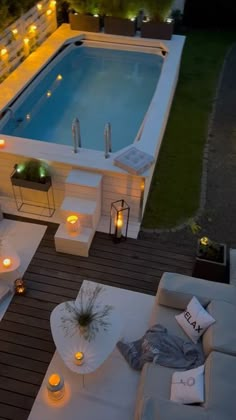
[74, 351, 84, 365]
[109, 199, 130, 243]
[14, 278, 26, 295]
[66, 215, 80, 235]
[47, 373, 65, 401]
[2, 258, 12, 268]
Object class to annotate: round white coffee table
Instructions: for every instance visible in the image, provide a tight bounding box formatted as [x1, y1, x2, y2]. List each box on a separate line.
[50, 299, 122, 375]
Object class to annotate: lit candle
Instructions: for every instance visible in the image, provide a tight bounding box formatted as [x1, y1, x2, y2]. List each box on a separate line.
[14, 278, 26, 295]
[3, 258, 12, 268]
[115, 213, 123, 239]
[66, 215, 79, 234]
[74, 351, 84, 365]
[0, 139, 5, 148]
[47, 373, 65, 400]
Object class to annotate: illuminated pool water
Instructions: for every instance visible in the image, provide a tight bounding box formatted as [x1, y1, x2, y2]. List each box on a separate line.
[1, 43, 163, 152]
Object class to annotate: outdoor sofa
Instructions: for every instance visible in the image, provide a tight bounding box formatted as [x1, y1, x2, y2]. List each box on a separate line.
[135, 272, 236, 420]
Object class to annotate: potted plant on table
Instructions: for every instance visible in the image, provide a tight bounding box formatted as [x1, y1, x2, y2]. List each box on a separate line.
[101, 0, 140, 36]
[193, 236, 228, 283]
[11, 159, 52, 192]
[69, 0, 101, 32]
[141, 0, 174, 40]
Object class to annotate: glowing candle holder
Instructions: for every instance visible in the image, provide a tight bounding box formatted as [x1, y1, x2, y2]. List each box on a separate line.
[14, 278, 26, 295]
[66, 215, 80, 234]
[0, 139, 5, 148]
[109, 199, 130, 243]
[2, 258, 12, 268]
[74, 351, 84, 365]
[47, 373, 65, 400]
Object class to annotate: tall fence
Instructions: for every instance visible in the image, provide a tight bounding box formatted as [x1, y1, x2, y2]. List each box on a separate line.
[0, 0, 57, 83]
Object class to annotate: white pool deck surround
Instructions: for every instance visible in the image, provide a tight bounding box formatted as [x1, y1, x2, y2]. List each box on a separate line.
[0, 25, 185, 245]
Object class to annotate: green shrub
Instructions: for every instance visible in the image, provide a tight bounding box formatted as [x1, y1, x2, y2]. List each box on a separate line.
[144, 0, 174, 22]
[14, 159, 50, 183]
[69, 0, 99, 14]
[100, 0, 141, 18]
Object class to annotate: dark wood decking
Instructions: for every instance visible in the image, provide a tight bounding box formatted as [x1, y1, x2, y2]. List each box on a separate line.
[0, 218, 195, 420]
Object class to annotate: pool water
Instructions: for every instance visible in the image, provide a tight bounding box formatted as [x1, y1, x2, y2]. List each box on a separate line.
[1, 44, 163, 152]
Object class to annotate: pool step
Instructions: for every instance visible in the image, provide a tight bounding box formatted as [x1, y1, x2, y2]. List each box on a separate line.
[65, 169, 102, 201]
[55, 169, 103, 257]
[60, 196, 100, 229]
[55, 224, 94, 258]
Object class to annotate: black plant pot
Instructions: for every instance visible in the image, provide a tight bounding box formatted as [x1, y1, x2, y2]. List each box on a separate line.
[192, 242, 228, 283]
[141, 21, 174, 40]
[104, 16, 136, 37]
[11, 171, 52, 192]
[69, 13, 101, 32]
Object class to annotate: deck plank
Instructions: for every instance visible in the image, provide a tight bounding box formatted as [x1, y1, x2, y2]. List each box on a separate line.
[0, 215, 195, 419]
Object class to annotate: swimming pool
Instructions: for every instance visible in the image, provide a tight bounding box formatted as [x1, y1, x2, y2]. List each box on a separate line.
[0, 42, 163, 152]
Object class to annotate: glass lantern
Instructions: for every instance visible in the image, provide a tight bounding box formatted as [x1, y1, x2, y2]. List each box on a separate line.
[109, 200, 130, 242]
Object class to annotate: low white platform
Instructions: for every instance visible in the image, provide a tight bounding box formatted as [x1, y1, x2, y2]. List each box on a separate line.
[55, 224, 94, 257]
[28, 281, 155, 420]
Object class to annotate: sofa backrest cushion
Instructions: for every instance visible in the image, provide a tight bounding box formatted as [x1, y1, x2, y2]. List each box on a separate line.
[203, 299, 236, 357]
[204, 351, 236, 420]
[157, 272, 236, 310]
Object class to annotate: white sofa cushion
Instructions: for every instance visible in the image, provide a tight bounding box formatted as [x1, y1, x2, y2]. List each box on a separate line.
[170, 365, 205, 404]
[175, 296, 215, 343]
[203, 300, 236, 356]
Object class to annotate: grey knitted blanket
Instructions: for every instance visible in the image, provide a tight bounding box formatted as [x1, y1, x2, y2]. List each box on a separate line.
[117, 324, 205, 371]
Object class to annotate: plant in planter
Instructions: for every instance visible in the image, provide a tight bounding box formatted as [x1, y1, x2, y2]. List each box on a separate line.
[193, 236, 228, 283]
[141, 0, 174, 40]
[101, 0, 140, 36]
[60, 284, 113, 342]
[69, 0, 101, 32]
[11, 159, 51, 191]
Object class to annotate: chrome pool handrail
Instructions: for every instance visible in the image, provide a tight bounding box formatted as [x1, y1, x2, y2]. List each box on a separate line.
[104, 122, 112, 158]
[72, 117, 81, 153]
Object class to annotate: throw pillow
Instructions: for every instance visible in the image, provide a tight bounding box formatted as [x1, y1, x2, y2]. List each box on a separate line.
[170, 365, 205, 404]
[175, 296, 215, 343]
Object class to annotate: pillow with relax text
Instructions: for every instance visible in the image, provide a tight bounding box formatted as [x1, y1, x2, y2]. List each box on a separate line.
[170, 364, 205, 404]
[175, 296, 215, 343]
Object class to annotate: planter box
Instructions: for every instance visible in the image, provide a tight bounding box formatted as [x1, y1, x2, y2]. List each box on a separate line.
[104, 16, 136, 37]
[192, 242, 228, 283]
[11, 172, 52, 192]
[141, 21, 174, 40]
[69, 13, 101, 32]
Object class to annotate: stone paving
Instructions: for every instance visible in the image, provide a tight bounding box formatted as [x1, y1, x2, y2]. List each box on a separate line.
[140, 42, 236, 250]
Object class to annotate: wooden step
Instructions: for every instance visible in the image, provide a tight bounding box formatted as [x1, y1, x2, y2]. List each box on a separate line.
[54, 224, 95, 258]
[60, 197, 100, 228]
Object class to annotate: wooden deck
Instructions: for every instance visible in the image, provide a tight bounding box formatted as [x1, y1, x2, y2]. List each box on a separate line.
[0, 216, 195, 420]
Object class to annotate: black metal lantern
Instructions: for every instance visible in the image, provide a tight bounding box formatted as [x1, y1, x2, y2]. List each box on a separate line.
[109, 199, 130, 242]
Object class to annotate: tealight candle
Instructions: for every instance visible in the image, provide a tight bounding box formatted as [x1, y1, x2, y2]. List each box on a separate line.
[47, 373, 65, 400]
[66, 215, 80, 234]
[74, 351, 84, 365]
[14, 278, 26, 295]
[3, 258, 11, 268]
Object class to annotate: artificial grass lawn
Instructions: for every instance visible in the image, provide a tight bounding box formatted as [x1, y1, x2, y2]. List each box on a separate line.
[142, 30, 236, 229]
